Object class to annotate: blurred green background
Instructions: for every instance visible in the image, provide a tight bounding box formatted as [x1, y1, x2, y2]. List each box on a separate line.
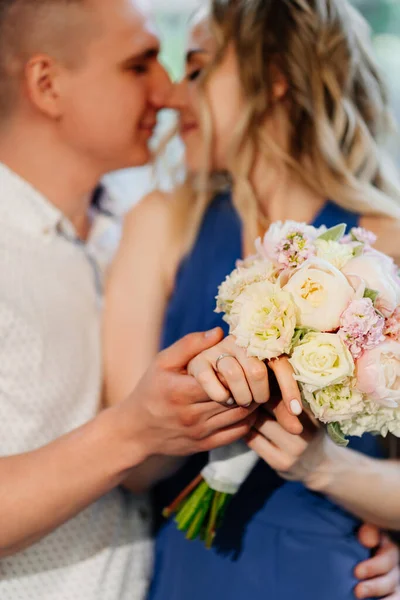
[155, 0, 400, 83]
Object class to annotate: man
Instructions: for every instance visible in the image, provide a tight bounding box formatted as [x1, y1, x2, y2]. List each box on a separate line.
[0, 0, 254, 597]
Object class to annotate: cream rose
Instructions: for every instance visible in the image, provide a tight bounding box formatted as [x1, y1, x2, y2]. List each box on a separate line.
[342, 252, 400, 317]
[282, 258, 355, 331]
[230, 280, 297, 360]
[289, 332, 354, 389]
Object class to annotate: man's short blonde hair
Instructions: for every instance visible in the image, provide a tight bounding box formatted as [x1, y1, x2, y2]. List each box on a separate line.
[0, 0, 94, 116]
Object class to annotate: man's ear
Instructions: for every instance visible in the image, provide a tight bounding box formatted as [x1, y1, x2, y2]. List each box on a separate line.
[24, 54, 65, 119]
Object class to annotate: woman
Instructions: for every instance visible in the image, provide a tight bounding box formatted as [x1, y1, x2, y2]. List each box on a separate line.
[104, 1, 400, 598]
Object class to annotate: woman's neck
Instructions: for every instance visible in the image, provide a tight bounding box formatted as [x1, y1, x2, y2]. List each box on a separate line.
[251, 158, 325, 226]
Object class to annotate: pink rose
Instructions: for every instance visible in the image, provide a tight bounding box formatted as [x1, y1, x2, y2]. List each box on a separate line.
[385, 306, 400, 341]
[342, 252, 400, 317]
[356, 339, 400, 407]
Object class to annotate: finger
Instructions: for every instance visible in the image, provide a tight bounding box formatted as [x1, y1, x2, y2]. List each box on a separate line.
[268, 398, 304, 435]
[357, 523, 382, 550]
[255, 414, 308, 455]
[217, 337, 269, 404]
[246, 429, 292, 472]
[200, 414, 258, 451]
[216, 355, 253, 407]
[205, 403, 257, 433]
[159, 328, 224, 370]
[268, 356, 303, 417]
[354, 571, 400, 599]
[238, 356, 270, 405]
[188, 356, 231, 404]
[355, 537, 399, 580]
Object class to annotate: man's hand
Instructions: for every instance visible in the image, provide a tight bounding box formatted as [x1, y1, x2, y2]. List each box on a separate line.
[116, 328, 256, 461]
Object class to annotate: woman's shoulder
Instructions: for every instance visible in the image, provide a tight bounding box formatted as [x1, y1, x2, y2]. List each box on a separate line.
[360, 215, 400, 262]
[124, 189, 175, 235]
[122, 189, 186, 293]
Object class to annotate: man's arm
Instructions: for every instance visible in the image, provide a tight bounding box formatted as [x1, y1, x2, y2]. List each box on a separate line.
[0, 407, 140, 558]
[0, 330, 254, 558]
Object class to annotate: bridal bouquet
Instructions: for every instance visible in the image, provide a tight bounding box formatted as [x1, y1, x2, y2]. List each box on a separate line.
[164, 220, 400, 547]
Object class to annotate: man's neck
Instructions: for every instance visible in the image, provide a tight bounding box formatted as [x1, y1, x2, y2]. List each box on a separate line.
[0, 121, 101, 231]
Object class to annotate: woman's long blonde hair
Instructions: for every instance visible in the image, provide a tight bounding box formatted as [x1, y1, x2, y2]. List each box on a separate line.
[173, 0, 400, 253]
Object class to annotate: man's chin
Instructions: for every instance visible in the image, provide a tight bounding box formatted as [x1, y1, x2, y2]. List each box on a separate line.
[117, 147, 152, 170]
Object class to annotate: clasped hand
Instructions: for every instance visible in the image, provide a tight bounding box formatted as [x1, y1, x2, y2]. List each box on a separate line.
[187, 332, 322, 479]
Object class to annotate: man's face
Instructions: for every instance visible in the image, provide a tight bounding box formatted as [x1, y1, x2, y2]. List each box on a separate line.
[58, 0, 171, 173]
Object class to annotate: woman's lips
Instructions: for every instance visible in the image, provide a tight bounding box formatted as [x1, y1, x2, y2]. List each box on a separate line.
[180, 122, 198, 135]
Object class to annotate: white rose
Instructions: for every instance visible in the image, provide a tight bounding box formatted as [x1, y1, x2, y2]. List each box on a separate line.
[314, 239, 354, 270]
[302, 382, 365, 424]
[342, 251, 400, 317]
[289, 332, 354, 389]
[282, 258, 355, 331]
[231, 280, 297, 360]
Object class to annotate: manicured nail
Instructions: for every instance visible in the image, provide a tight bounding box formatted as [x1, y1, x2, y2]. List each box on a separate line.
[204, 327, 219, 338]
[290, 399, 302, 416]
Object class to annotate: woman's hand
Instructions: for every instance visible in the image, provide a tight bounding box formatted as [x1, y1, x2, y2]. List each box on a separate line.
[248, 415, 400, 600]
[355, 524, 400, 599]
[246, 409, 322, 477]
[187, 334, 304, 434]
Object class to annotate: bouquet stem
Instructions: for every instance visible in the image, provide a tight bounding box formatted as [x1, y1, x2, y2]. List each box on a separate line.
[163, 474, 232, 548]
[162, 473, 203, 519]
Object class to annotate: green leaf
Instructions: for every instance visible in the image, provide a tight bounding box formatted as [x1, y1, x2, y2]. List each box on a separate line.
[327, 422, 349, 447]
[291, 328, 314, 349]
[317, 223, 347, 242]
[364, 288, 379, 304]
[352, 243, 364, 258]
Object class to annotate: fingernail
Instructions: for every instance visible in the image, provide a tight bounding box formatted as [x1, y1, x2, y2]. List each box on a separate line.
[358, 584, 368, 599]
[204, 327, 219, 338]
[290, 399, 302, 415]
[226, 398, 235, 406]
[244, 402, 252, 408]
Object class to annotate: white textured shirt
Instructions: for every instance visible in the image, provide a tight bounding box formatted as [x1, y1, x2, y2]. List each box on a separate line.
[0, 164, 153, 599]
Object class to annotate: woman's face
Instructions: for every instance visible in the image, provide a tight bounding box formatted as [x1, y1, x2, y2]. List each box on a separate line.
[167, 19, 246, 173]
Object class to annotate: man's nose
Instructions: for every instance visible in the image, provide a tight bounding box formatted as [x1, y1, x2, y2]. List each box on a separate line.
[149, 62, 173, 110]
[164, 79, 187, 111]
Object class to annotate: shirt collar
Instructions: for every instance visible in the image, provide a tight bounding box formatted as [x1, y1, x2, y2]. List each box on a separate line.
[0, 162, 64, 238]
[0, 162, 120, 244]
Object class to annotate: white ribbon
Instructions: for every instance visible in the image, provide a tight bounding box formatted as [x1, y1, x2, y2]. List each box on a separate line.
[201, 441, 259, 494]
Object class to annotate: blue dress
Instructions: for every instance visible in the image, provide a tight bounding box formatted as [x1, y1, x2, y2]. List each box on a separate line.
[149, 193, 382, 600]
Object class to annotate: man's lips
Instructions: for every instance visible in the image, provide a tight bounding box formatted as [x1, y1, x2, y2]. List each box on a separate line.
[139, 122, 157, 133]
